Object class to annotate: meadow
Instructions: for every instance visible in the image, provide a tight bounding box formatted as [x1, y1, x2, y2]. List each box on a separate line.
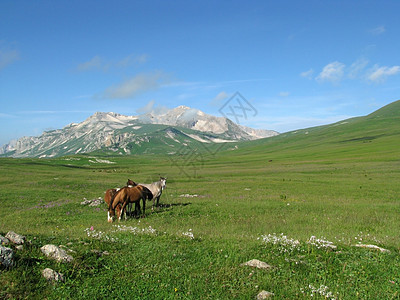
[1, 104, 400, 299]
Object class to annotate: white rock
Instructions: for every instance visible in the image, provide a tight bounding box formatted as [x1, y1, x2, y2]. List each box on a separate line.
[5, 231, 26, 245]
[42, 268, 64, 282]
[242, 259, 273, 270]
[41, 244, 74, 263]
[354, 244, 390, 253]
[257, 290, 274, 299]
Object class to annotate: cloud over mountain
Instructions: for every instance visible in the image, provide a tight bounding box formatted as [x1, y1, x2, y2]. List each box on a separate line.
[99, 71, 170, 99]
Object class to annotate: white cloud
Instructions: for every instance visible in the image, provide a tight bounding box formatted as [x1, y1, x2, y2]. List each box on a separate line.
[100, 71, 169, 99]
[300, 69, 314, 79]
[115, 54, 148, 68]
[77, 54, 148, 71]
[348, 58, 369, 79]
[134, 54, 148, 64]
[0, 49, 19, 70]
[369, 25, 385, 35]
[209, 91, 230, 107]
[0, 112, 15, 118]
[136, 99, 169, 115]
[367, 65, 400, 83]
[316, 61, 345, 83]
[279, 91, 290, 97]
[215, 91, 229, 101]
[77, 56, 102, 71]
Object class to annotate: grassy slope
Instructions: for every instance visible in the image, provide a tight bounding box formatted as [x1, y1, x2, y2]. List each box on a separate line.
[1, 101, 400, 299]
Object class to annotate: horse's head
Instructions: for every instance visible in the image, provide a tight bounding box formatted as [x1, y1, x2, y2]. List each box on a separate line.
[160, 177, 167, 190]
[107, 208, 115, 223]
[127, 179, 137, 187]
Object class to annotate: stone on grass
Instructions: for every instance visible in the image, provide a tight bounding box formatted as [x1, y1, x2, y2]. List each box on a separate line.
[41, 244, 74, 263]
[242, 259, 273, 270]
[354, 244, 390, 253]
[0, 235, 10, 245]
[42, 268, 64, 283]
[5, 231, 26, 245]
[81, 197, 103, 206]
[0, 246, 14, 268]
[257, 290, 274, 299]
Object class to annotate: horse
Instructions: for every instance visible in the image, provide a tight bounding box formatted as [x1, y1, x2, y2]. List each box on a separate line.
[108, 185, 153, 222]
[104, 179, 138, 218]
[139, 177, 167, 211]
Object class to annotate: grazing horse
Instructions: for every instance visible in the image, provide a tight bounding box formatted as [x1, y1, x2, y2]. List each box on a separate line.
[104, 179, 138, 217]
[139, 177, 167, 211]
[108, 185, 153, 222]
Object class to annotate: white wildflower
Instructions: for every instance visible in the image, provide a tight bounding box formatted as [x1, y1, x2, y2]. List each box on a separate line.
[111, 225, 157, 235]
[259, 233, 302, 254]
[301, 284, 337, 300]
[182, 229, 195, 240]
[307, 236, 337, 250]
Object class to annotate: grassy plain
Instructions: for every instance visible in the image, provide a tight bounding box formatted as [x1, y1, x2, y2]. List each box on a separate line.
[1, 101, 400, 299]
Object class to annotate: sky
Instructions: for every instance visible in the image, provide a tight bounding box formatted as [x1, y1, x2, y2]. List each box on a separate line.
[1, 0, 400, 146]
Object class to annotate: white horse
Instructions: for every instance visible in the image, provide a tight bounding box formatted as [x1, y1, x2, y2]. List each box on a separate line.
[134, 177, 167, 212]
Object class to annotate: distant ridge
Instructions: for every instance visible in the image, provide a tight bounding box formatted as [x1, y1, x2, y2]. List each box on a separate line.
[231, 99, 400, 162]
[0, 106, 278, 158]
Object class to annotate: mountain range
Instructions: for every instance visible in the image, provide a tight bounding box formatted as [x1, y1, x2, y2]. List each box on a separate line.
[0, 106, 278, 158]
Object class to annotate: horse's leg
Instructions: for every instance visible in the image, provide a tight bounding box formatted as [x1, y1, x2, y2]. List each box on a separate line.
[127, 203, 132, 217]
[142, 198, 146, 218]
[156, 196, 160, 208]
[120, 202, 128, 222]
[116, 205, 122, 220]
[135, 201, 140, 218]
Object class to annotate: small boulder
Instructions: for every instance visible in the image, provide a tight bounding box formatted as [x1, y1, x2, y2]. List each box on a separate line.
[41, 244, 74, 263]
[81, 197, 103, 206]
[242, 259, 273, 270]
[5, 231, 26, 245]
[0, 246, 14, 268]
[42, 268, 64, 283]
[257, 290, 274, 299]
[0, 235, 9, 245]
[354, 244, 390, 253]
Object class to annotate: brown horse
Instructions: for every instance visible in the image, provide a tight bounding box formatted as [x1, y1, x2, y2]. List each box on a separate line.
[108, 185, 153, 222]
[104, 179, 137, 217]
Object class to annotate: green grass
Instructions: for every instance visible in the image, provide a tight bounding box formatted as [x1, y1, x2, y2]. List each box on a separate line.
[1, 101, 400, 299]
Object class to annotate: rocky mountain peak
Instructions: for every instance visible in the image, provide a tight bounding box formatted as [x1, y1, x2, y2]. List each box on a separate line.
[0, 105, 279, 158]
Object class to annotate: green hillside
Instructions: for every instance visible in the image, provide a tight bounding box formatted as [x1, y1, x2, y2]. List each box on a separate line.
[222, 99, 400, 163]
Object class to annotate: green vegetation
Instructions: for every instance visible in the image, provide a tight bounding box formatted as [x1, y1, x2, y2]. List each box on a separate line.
[1, 101, 400, 299]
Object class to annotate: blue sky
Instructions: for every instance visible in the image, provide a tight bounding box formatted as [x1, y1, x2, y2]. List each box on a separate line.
[1, 1, 400, 146]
